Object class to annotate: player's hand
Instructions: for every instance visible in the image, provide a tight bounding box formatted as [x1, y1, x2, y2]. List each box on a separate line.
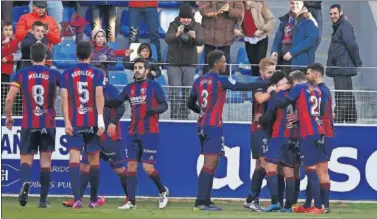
[267, 85, 276, 93]
[65, 124, 74, 136]
[5, 117, 13, 130]
[97, 114, 105, 136]
[97, 127, 105, 136]
[107, 123, 116, 137]
[254, 113, 262, 122]
[146, 109, 157, 116]
[287, 113, 298, 123]
[283, 52, 292, 61]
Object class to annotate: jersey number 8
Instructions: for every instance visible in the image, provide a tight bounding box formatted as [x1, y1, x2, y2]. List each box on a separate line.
[310, 95, 321, 117]
[32, 85, 44, 105]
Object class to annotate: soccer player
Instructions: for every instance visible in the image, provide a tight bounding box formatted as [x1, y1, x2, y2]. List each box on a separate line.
[105, 57, 169, 210]
[303, 63, 333, 213]
[60, 41, 106, 209]
[267, 70, 325, 214]
[245, 58, 276, 211]
[258, 74, 300, 212]
[187, 50, 284, 211]
[61, 78, 127, 208]
[4, 43, 62, 208]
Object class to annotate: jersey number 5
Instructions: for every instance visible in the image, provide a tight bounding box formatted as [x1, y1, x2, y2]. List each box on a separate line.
[310, 95, 321, 116]
[77, 82, 89, 104]
[201, 90, 208, 109]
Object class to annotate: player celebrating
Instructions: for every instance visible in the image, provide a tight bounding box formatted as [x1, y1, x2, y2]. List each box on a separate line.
[302, 63, 333, 213]
[245, 58, 277, 211]
[60, 41, 106, 209]
[187, 50, 284, 211]
[61, 78, 127, 208]
[268, 70, 325, 214]
[4, 43, 62, 208]
[106, 57, 169, 210]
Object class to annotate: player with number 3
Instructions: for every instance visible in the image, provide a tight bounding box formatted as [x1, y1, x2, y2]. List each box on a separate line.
[60, 41, 106, 209]
[267, 70, 325, 214]
[5, 43, 63, 208]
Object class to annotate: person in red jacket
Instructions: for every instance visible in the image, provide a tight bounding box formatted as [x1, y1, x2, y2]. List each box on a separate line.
[128, 1, 161, 61]
[15, 1, 61, 50]
[2, 21, 20, 82]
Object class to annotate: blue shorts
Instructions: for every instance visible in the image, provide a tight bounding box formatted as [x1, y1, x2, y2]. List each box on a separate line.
[20, 128, 55, 155]
[281, 138, 300, 168]
[265, 137, 283, 165]
[250, 130, 269, 159]
[82, 139, 125, 169]
[198, 126, 225, 156]
[324, 136, 335, 161]
[300, 136, 326, 167]
[126, 133, 159, 163]
[65, 127, 101, 154]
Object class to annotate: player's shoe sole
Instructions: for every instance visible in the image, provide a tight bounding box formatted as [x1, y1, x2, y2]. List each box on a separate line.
[18, 182, 30, 207]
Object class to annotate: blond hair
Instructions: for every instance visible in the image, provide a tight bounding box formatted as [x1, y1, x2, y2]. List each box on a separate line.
[259, 57, 276, 71]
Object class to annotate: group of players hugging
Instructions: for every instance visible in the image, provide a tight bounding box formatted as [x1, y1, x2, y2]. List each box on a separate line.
[4, 41, 333, 214]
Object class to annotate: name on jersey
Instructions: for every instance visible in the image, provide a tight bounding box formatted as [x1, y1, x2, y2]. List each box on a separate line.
[130, 96, 146, 105]
[28, 73, 49, 80]
[200, 79, 212, 85]
[71, 70, 94, 78]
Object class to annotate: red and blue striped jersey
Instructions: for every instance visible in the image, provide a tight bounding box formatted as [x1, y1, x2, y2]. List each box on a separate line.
[116, 80, 166, 134]
[101, 83, 123, 141]
[11, 65, 62, 128]
[287, 83, 324, 138]
[317, 82, 334, 137]
[270, 90, 299, 139]
[251, 77, 268, 132]
[60, 63, 105, 128]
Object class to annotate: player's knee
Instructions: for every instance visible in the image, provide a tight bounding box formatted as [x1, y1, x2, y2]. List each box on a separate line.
[88, 152, 100, 165]
[20, 154, 34, 165]
[40, 152, 52, 168]
[142, 163, 155, 175]
[127, 161, 138, 172]
[80, 164, 90, 172]
[69, 149, 81, 163]
[113, 168, 124, 175]
[265, 163, 277, 173]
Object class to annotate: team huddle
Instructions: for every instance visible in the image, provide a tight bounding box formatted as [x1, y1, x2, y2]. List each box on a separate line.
[4, 42, 333, 214]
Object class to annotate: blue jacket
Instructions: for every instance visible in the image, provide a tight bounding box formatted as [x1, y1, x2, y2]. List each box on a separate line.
[271, 12, 319, 67]
[79, 1, 126, 6]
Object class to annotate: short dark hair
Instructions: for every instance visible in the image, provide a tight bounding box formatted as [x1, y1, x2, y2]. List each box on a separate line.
[330, 4, 342, 12]
[30, 43, 48, 62]
[1, 20, 12, 31]
[207, 50, 224, 69]
[32, 21, 44, 29]
[133, 57, 149, 68]
[307, 63, 324, 76]
[289, 70, 307, 83]
[76, 41, 92, 60]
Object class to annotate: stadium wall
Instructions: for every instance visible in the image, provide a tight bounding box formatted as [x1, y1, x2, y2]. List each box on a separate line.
[1, 118, 377, 201]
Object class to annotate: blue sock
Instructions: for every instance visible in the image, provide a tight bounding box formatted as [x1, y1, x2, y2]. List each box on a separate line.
[40, 168, 51, 203]
[304, 180, 312, 208]
[306, 170, 321, 209]
[293, 178, 300, 204]
[320, 183, 330, 208]
[195, 167, 214, 206]
[79, 171, 90, 198]
[127, 171, 137, 205]
[278, 174, 285, 206]
[117, 169, 128, 196]
[284, 177, 295, 209]
[69, 163, 81, 201]
[20, 163, 31, 184]
[148, 170, 166, 193]
[247, 168, 266, 203]
[266, 171, 278, 204]
[89, 165, 100, 202]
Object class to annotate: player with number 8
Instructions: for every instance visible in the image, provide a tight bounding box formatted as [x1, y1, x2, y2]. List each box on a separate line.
[60, 41, 106, 209]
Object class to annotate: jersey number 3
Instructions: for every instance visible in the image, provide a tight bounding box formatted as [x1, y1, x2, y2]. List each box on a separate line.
[310, 95, 321, 116]
[201, 90, 208, 109]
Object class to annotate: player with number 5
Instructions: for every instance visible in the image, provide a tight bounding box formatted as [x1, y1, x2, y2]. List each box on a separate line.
[60, 41, 106, 209]
[5, 43, 64, 208]
[267, 70, 326, 214]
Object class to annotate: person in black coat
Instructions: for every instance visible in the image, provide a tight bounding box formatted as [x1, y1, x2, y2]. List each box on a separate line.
[326, 4, 362, 123]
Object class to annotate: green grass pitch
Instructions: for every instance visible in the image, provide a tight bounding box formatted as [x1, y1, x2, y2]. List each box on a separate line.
[2, 197, 377, 218]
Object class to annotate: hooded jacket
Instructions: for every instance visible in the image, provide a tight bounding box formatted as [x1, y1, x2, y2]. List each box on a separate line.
[1, 37, 20, 75]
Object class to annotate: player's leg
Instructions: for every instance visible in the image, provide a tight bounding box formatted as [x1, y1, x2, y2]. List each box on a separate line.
[317, 161, 330, 212]
[293, 162, 301, 205]
[282, 166, 295, 211]
[140, 133, 168, 209]
[277, 166, 285, 208]
[39, 152, 52, 208]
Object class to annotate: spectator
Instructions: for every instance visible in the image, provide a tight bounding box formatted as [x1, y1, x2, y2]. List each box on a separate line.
[326, 4, 362, 123]
[90, 29, 116, 77]
[304, 1, 323, 42]
[271, 0, 318, 73]
[18, 21, 52, 70]
[165, 3, 204, 119]
[124, 43, 161, 81]
[199, 1, 244, 75]
[29, 1, 64, 31]
[16, 1, 61, 48]
[236, 1, 275, 76]
[2, 21, 20, 82]
[128, 1, 161, 61]
[88, 2, 117, 42]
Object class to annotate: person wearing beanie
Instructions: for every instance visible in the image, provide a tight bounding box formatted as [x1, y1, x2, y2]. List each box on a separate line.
[90, 28, 116, 77]
[165, 3, 204, 120]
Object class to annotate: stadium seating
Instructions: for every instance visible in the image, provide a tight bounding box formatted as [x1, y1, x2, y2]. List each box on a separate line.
[13, 6, 29, 26]
[63, 7, 76, 22]
[158, 1, 180, 8]
[237, 48, 252, 75]
[52, 39, 78, 69]
[109, 71, 128, 85]
[108, 42, 125, 71]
